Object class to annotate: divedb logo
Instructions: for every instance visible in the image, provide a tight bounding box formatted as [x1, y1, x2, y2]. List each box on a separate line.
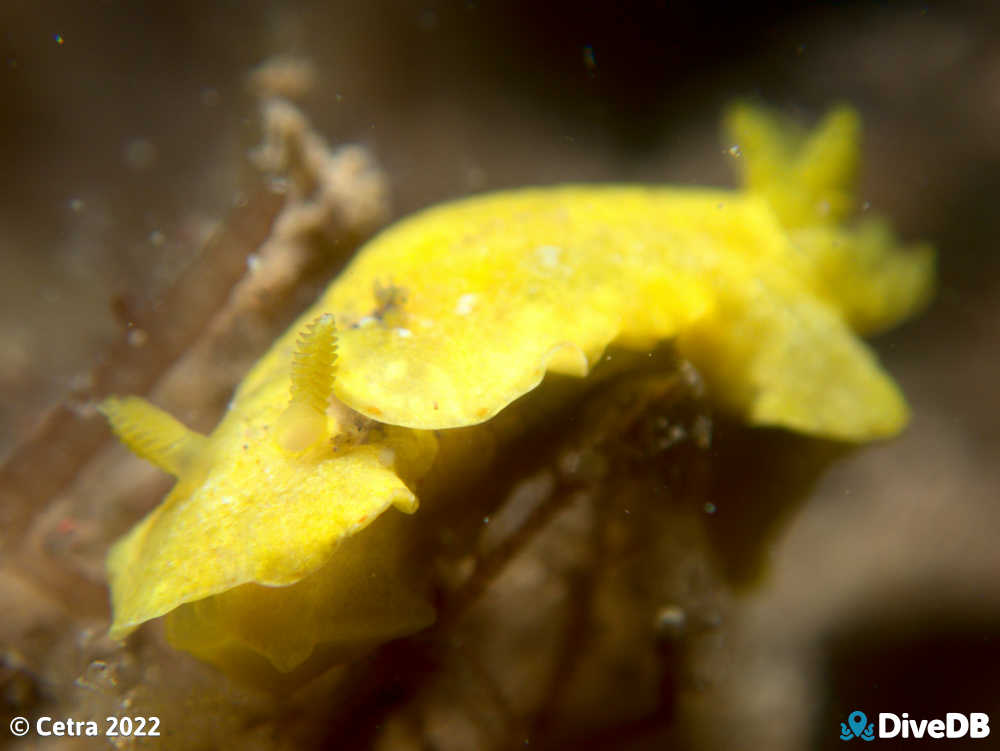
[840, 710, 991, 741]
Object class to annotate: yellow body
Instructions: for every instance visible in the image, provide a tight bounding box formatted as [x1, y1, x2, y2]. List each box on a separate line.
[102, 104, 933, 683]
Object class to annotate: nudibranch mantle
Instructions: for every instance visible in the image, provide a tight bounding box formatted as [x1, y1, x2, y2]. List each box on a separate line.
[101, 104, 933, 681]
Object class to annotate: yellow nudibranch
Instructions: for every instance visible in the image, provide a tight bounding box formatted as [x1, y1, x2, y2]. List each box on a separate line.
[101, 104, 933, 683]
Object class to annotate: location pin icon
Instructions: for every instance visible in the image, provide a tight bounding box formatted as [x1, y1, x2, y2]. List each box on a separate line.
[848, 711, 868, 738]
